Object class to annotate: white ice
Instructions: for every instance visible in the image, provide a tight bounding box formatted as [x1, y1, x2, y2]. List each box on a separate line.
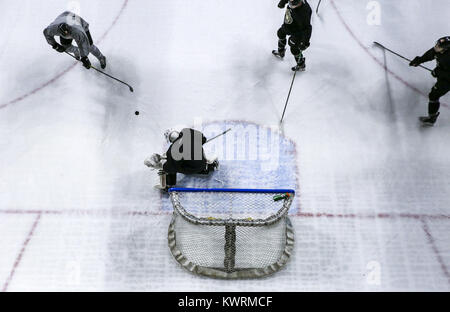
[0, 0, 449, 291]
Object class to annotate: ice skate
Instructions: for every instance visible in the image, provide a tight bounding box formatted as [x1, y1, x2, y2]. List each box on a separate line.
[292, 57, 306, 71]
[419, 112, 440, 126]
[154, 170, 169, 191]
[210, 159, 219, 171]
[99, 55, 107, 69]
[272, 49, 285, 59]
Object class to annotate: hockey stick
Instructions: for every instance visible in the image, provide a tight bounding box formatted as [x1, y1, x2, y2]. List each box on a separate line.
[373, 42, 433, 72]
[205, 128, 232, 144]
[65, 52, 135, 92]
[316, 0, 323, 15]
[280, 70, 297, 125]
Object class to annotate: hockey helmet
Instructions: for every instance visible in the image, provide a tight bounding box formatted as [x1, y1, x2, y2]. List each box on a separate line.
[436, 36, 450, 51]
[164, 129, 181, 143]
[59, 23, 70, 36]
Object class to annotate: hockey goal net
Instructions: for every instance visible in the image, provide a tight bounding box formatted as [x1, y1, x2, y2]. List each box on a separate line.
[167, 188, 295, 279]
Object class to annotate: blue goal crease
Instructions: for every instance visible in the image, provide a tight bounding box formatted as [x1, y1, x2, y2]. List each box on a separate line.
[159, 121, 299, 213]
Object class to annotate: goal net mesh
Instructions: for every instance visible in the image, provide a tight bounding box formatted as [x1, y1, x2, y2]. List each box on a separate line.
[168, 188, 295, 279]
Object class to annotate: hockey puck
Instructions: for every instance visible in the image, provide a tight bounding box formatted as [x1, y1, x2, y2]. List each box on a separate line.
[135, 111, 139, 115]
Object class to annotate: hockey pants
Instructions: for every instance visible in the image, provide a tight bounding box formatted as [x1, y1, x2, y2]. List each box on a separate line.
[60, 30, 104, 61]
[428, 79, 450, 115]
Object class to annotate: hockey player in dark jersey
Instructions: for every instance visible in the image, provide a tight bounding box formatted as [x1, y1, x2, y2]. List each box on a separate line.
[144, 128, 219, 190]
[410, 36, 450, 126]
[273, 0, 312, 71]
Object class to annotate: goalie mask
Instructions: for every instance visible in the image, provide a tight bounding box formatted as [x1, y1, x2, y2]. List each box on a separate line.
[164, 130, 181, 143]
[288, 0, 304, 8]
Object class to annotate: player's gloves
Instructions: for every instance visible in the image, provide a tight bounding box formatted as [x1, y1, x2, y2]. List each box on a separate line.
[409, 56, 422, 67]
[80, 56, 91, 69]
[52, 43, 66, 53]
[431, 68, 438, 78]
[278, 0, 286, 8]
[299, 41, 310, 51]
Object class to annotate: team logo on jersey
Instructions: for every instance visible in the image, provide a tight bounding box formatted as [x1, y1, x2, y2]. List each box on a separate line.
[284, 8, 293, 24]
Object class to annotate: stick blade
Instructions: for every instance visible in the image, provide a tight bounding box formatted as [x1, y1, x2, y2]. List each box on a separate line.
[373, 41, 384, 49]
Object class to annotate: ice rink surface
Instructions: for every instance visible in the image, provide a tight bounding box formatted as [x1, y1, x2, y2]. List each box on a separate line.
[0, 0, 449, 291]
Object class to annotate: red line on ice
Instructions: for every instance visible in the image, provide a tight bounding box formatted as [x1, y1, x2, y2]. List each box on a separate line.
[330, 0, 449, 109]
[0, 209, 170, 217]
[1, 213, 41, 292]
[0, 209, 448, 220]
[421, 219, 450, 283]
[297, 212, 450, 220]
[0, 0, 129, 110]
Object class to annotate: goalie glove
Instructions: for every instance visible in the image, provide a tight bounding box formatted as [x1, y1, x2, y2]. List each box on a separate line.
[144, 153, 164, 169]
[164, 129, 181, 143]
[409, 56, 422, 67]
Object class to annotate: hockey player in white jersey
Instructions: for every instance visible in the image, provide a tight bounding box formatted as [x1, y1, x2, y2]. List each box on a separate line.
[43, 11, 106, 69]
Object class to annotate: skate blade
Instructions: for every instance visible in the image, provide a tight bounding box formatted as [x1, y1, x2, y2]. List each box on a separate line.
[272, 51, 285, 59]
[418, 117, 436, 127]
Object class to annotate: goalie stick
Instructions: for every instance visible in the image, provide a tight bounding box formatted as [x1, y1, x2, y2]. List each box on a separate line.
[205, 128, 232, 144]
